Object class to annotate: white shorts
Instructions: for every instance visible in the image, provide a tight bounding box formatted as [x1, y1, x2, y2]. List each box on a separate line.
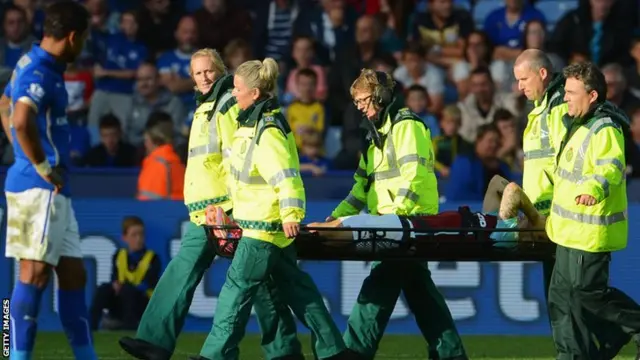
[4, 188, 82, 266]
[340, 214, 408, 241]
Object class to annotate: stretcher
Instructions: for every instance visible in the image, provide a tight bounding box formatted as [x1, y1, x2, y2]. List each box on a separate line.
[203, 225, 555, 262]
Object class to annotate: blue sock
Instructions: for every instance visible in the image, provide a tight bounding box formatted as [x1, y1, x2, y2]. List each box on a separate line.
[57, 289, 97, 360]
[9, 281, 44, 360]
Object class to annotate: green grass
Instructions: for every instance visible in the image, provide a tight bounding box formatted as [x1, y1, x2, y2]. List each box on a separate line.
[28, 332, 638, 359]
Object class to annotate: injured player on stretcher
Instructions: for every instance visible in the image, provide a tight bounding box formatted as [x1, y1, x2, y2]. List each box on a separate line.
[303, 176, 548, 248]
[206, 176, 548, 250]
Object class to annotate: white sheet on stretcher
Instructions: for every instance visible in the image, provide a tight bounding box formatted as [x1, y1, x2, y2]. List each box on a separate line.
[339, 213, 519, 250]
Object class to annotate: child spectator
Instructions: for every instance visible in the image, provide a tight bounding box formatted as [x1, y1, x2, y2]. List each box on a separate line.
[285, 36, 328, 103]
[286, 68, 325, 150]
[405, 85, 439, 138]
[89, 216, 161, 331]
[223, 38, 252, 74]
[83, 114, 137, 167]
[493, 108, 523, 173]
[432, 105, 473, 178]
[393, 42, 445, 114]
[88, 10, 148, 129]
[299, 131, 330, 177]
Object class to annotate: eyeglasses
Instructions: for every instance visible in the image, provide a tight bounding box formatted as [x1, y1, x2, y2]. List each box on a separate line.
[353, 95, 371, 107]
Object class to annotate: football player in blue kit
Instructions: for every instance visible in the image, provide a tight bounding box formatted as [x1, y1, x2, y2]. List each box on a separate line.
[0, 2, 96, 359]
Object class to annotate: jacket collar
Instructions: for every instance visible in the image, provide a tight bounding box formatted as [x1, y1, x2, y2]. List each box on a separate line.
[237, 96, 278, 127]
[360, 96, 404, 132]
[195, 73, 233, 106]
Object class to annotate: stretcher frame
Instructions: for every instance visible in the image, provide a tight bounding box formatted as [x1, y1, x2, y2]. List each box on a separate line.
[204, 225, 555, 262]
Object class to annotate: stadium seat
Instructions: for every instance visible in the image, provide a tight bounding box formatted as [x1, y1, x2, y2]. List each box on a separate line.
[535, 1, 578, 31]
[473, 0, 504, 28]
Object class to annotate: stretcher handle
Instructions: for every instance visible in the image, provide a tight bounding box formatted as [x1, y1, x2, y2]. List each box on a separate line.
[205, 224, 543, 233]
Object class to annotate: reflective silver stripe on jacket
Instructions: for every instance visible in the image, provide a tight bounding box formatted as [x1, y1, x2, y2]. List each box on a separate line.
[188, 92, 233, 158]
[553, 117, 627, 224]
[231, 118, 304, 210]
[366, 115, 429, 184]
[555, 117, 622, 197]
[524, 91, 562, 161]
[345, 194, 366, 210]
[552, 203, 627, 226]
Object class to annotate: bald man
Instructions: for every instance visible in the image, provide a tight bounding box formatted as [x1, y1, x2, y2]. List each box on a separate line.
[514, 49, 631, 359]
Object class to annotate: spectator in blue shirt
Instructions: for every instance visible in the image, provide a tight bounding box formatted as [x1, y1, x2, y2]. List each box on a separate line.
[0, 5, 36, 87]
[88, 10, 148, 133]
[299, 130, 331, 177]
[405, 84, 440, 138]
[445, 123, 512, 202]
[157, 15, 197, 113]
[483, 0, 545, 62]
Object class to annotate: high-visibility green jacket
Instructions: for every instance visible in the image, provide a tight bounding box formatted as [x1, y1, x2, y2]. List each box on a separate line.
[331, 98, 438, 217]
[522, 73, 568, 215]
[184, 74, 238, 225]
[228, 97, 305, 247]
[546, 101, 629, 252]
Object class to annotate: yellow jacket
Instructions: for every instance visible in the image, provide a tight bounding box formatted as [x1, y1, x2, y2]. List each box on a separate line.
[183, 74, 238, 225]
[546, 102, 628, 252]
[332, 98, 438, 217]
[522, 73, 568, 215]
[228, 97, 305, 247]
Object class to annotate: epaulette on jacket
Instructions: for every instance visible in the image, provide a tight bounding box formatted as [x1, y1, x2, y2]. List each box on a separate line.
[256, 111, 291, 144]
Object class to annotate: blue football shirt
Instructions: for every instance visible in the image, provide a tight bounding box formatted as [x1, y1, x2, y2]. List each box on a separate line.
[4, 44, 72, 196]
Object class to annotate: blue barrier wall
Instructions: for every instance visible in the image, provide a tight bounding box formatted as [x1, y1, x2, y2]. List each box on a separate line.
[1, 200, 639, 335]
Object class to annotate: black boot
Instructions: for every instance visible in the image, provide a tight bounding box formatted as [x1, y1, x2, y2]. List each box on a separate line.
[118, 336, 172, 360]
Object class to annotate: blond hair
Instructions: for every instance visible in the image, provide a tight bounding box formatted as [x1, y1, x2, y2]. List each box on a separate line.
[442, 104, 462, 123]
[235, 58, 279, 97]
[350, 68, 395, 98]
[189, 48, 226, 78]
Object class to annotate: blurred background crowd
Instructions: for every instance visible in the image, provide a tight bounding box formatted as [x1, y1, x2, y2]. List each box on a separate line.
[0, 0, 639, 202]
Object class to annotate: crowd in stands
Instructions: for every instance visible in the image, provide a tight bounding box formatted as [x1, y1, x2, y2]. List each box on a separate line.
[0, 0, 639, 201]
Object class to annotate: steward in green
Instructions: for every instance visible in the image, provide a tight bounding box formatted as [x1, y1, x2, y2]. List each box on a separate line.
[119, 49, 302, 360]
[328, 69, 466, 360]
[514, 50, 632, 359]
[197, 58, 351, 360]
[547, 61, 640, 360]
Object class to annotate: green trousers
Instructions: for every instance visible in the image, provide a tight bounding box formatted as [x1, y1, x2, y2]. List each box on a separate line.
[199, 237, 346, 360]
[549, 244, 640, 360]
[136, 223, 302, 359]
[542, 254, 630, 359]
[343, 261, 466, 360]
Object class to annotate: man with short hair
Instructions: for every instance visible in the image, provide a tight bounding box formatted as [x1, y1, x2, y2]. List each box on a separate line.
[0, 2, 98, 359]
[548, 61, 640, 360]
[125, 61, 186, 147]
[514, 50, 634, 359]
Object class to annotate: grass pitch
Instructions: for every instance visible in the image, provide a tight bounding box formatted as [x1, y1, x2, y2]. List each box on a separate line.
[28, 332, 638, 359]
